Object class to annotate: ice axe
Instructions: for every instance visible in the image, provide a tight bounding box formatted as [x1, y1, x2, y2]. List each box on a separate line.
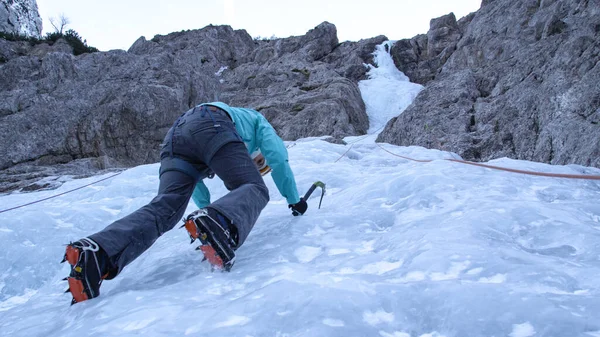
[303, 181, 326, 209]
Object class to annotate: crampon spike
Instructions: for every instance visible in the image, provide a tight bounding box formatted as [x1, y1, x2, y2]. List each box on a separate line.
[199, 245, 225, 270]
[68, 278, 89, 303]
[184, 210, 235, 272]
[65, 245, 80, 266]
[184, 220, 199, 239]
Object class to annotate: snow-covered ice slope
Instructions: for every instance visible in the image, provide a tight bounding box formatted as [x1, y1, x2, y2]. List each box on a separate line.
[0, 42, 599, 337]
[359, 41, 422, 134]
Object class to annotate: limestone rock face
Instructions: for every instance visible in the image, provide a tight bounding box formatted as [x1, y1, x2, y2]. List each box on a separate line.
[378, 0, 600, 168]
[217, 24, 381, 141]
[0, 0, 42, 37]
[390, 13, 472, 85]
[0, 22, 380, 192]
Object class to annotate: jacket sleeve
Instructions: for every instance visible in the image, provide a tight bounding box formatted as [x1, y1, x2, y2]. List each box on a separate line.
[192, 180, 211, 209]
[256, 115, 301, 205]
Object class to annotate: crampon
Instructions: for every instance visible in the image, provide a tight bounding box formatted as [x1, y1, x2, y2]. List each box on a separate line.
[61, 238, 109, 305]
[182, 209, 236, 272]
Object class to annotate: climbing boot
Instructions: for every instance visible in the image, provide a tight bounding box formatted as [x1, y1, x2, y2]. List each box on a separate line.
[61, 238, 111, 304]
[183, 208, 237, 271]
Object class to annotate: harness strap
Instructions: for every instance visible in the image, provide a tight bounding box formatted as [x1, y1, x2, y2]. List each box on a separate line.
[159, 157, 203, 180]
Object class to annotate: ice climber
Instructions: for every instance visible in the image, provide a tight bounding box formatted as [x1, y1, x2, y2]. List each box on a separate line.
[62, 102, 308, 304]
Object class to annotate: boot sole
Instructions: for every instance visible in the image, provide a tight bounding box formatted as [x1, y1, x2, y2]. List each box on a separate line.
[184, 219, 234, 271]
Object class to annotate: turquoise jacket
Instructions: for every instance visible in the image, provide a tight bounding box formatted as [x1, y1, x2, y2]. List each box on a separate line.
[191, 102, 300, 208]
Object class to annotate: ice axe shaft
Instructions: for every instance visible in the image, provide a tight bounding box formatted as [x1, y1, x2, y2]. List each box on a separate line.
[303, 181, 326, 209]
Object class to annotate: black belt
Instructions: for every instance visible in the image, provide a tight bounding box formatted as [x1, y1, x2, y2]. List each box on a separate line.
[202, 105, 232, 121]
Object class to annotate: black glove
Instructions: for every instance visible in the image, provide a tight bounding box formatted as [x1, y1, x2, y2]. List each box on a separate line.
[288, 198, 308, 216]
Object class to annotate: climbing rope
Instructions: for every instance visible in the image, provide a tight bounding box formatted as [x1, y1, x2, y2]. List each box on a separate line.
[375, 143, 432, 163]
[328, 134, 600, 180]
[333, 125, 386, 162]
[335, 144, 355, 163]
[374, 143, 600, 180]
[0, 171, 123, 214]
[5, 134, 597, 215]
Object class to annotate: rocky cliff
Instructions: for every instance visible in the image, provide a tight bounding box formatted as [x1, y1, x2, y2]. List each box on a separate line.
[2, 0, 599, 194]
[0, 22, 385, 192]
[0, 0, 42, 37]
[379, 0, 600, 167]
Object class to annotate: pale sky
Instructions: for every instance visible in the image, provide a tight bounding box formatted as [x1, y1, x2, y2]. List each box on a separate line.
[36, 0, 481, 51]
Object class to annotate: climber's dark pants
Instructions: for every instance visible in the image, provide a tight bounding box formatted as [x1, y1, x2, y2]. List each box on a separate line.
[89, 106, 269, 275]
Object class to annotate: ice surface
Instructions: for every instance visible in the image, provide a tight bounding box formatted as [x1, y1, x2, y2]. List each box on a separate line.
[510, 322, 536, 337]
[359, 40, 423, 133]
[0, 42, 599, 336]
